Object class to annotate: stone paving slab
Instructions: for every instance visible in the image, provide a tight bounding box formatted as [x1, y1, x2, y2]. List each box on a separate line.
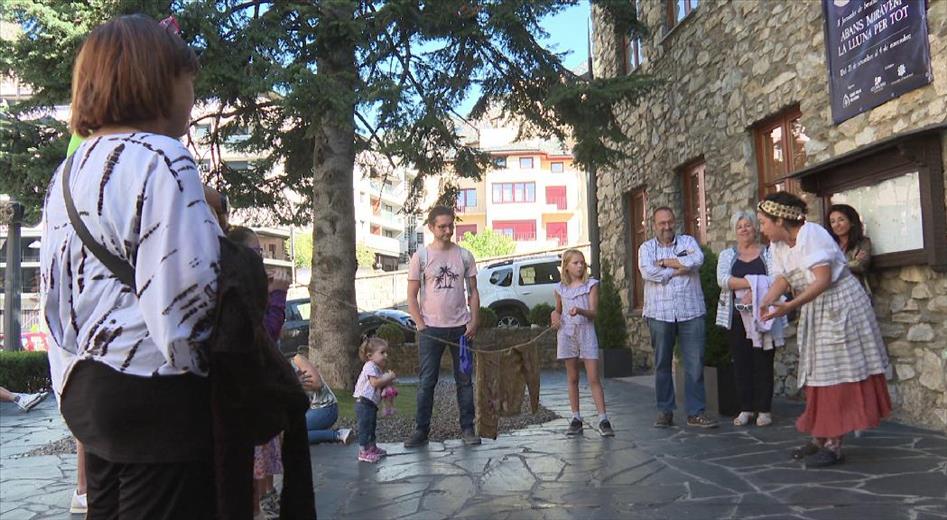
[2, 371, 946, 519]
[311, 372, 947, 519]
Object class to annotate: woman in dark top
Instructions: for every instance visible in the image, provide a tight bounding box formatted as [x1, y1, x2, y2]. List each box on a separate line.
[826, 204, 873, 296]
[715, 211, 786, 427]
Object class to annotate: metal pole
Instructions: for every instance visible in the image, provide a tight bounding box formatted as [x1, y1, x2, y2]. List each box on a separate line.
[585, 18, 601, 279]
[2, 201, 24, 351]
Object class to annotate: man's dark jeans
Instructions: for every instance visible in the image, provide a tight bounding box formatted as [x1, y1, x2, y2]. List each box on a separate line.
[415, 325, 474, 433]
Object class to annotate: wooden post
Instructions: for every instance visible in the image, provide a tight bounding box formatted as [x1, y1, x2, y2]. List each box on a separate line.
[1, 201, 24, 351]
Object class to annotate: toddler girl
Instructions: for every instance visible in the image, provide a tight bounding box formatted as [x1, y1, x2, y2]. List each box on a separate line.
[552, 249, 614, 437]
[353, 337, 397, 463]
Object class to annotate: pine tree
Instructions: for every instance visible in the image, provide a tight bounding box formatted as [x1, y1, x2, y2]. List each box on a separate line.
[1, 0, 652, 388]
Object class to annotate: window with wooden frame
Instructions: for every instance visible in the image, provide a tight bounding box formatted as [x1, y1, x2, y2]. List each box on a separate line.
[797, 128, 946, 271]
[492, 182, 536, 203]
[754, 106, 807, 197]
[622, 35, 646, 73]
[622, 1, 647, 73]
[627, 188, 648, 310]
[665, 0, 698, 33]
[680, 160, 708, 244]
[456, 188, 477, 211]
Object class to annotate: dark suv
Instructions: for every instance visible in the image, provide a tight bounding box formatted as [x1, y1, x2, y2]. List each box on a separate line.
[278, 298, 416, 357]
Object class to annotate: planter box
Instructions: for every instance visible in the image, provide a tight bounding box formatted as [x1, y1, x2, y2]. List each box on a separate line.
[673, 363, 739, 417]
[599, 348, 634, 378]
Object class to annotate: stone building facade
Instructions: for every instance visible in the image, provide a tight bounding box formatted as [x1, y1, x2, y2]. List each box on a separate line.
[592, 0, 947, 430]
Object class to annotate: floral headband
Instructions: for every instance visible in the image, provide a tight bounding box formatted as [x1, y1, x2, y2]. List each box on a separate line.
[158, 15, 180, 35]
[757, 200, 805, 221]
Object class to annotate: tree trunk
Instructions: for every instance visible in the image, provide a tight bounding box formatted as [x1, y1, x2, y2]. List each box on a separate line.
[309, 1, 360, 390]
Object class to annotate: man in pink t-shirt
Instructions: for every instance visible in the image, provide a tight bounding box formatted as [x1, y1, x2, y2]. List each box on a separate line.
[404, 205, 481, 448]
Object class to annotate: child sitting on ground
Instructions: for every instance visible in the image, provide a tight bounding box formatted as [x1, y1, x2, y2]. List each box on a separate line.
[551, 249, 614, 437]
[353, 337, 397, 463]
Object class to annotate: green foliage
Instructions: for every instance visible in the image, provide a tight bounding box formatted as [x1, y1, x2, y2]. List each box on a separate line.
[356, 243, 376, 269]
[2, 0, 654, 221]
[288, 231, 313, 269]
[595, 263, 628, 349]
[458, 228, 516, 260]
[478, 307, 498, 329]
[700, 245, 729, 369]
[0, 351, 51, 393]
[528, 303, 554, 327]
[336, 383, 417, 420]
[0, 114, 68, 225]
[375, 323, 405, 348]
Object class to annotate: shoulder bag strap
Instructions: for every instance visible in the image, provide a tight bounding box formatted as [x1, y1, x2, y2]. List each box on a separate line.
[61, 153, 138, 291]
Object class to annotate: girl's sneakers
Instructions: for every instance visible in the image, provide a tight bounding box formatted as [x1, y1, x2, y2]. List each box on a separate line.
[357, 448, 381, 463]
[598, 420, 615, 437]
[371, 445, 388, 457]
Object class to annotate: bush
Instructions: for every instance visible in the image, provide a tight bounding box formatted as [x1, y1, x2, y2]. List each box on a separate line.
[0, 350, 52, 393]
[528, 303, 554, 327]
[375, 323, 405, 348]
[478, 307, 498, 329]
[699, 245, 729, 369]
[595, 263, 628, 349]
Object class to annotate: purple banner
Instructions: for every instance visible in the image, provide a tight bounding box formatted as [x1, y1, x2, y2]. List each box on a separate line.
[822, 0, 933, 124]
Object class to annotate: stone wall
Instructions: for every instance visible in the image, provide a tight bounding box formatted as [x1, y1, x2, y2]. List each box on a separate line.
[592, 1, 947, 430]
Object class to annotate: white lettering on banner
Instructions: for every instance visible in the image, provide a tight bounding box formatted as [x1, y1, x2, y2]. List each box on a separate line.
[836, 0, 909, 58]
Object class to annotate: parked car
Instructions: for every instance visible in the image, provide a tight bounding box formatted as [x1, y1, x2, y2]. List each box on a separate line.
[477, 255, 561, 327]
[279, 298, 416, 357]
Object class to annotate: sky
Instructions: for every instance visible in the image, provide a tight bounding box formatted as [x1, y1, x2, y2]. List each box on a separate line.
[539, 1, 592, 71]
[454, 1, 592, 116]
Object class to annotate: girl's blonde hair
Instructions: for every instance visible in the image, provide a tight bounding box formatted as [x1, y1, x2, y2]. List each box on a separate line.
[359, 336, 388, 362]
[560, 249, 589, 285]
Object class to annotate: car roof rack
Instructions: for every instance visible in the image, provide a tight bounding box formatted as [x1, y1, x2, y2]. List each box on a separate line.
[484, 253, 562, 270]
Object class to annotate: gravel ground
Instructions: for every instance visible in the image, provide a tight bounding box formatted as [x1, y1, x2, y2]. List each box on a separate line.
[15, 379, 558, 457]
[15, 435, 77, 458]
[336, 379, 558, 443]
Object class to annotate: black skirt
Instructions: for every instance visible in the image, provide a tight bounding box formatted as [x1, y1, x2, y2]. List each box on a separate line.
[61, 360, 212, 464]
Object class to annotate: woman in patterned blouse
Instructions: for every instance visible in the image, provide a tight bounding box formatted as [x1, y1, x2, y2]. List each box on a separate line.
[40, 15, 222, 517]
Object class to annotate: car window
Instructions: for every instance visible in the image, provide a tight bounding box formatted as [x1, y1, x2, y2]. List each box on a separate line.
[295, 302, 311, 321]
[519, 262, 561, 286]
[489, 268, 513, 287]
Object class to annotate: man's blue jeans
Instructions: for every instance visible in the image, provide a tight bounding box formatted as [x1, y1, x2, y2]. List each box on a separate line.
[305, 403, 339, 444]
[648, 316, 707, 417]
[415, 325, 475, 433]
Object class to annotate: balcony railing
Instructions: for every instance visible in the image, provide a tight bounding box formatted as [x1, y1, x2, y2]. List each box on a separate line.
[500, 231, 536, 242]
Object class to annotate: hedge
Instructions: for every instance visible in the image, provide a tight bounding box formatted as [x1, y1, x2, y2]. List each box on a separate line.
[375, 323, 406, 348]
[528, 303, 554, 327]
[0, 350, 52, 393]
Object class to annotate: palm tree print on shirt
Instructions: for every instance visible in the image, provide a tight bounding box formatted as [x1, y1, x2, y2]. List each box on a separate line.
[434, 264, 460, 289]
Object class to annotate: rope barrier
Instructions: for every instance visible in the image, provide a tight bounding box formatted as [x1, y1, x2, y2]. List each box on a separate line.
[305, 286, 555, 354]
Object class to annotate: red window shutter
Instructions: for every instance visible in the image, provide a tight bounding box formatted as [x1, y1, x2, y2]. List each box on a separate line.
[545, 186, 567, 210]
[546, 222, 567, 246]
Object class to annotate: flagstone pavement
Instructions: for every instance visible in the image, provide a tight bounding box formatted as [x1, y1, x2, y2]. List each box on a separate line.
[2, 371, 945, 519]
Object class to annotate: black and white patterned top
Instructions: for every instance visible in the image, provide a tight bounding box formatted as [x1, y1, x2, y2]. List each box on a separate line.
[40, 133, 222, 399]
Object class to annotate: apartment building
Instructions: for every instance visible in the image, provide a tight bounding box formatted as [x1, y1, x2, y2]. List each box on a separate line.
[421, 121, 590, 255]
[353, 162, 411, 271]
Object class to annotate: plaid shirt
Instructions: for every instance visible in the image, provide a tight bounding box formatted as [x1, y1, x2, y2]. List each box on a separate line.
[638, 234, 706, 322]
